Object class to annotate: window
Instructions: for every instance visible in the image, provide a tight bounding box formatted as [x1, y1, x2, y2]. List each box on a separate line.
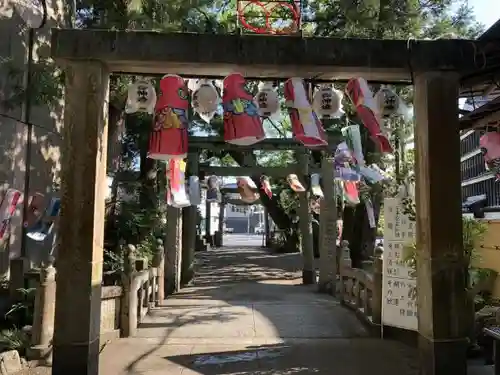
[460, 131, 480, 155]
[461, 153, 486, 181]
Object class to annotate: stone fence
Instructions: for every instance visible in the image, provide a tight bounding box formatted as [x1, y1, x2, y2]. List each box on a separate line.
[25, 238, 165, 363]
[336, 241, 383, 330]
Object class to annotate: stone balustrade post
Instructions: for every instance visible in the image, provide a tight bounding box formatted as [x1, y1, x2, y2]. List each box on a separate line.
[340, 240, 352, 269]
[120, 244, 137, 337]
[338, 241, 352, 297]
[371, 245, 384, 327]
[153, 238, 165, 305]
[27, 257, 56, 363]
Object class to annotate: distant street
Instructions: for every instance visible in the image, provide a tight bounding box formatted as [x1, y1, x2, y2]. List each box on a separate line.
[223, 233, 265, 247]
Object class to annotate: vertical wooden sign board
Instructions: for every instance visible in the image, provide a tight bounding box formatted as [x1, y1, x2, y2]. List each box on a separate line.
[382, 198, 418, 332]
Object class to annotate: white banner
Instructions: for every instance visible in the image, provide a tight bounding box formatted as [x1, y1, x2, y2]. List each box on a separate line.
[382, 198, 418, 331]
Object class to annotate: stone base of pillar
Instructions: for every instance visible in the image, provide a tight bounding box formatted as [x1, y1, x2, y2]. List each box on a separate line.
[195, 236, 207, 251]
[9, 258, 26, 302]
[419, 335, 467, 375]
[52, 340, 100, 375]
[302, 269, 316, 285]
[214, 231, 223, 247]
[180, 267, 194, 287]
[317, 281, 334, 295]
[27, 345, 53, 365]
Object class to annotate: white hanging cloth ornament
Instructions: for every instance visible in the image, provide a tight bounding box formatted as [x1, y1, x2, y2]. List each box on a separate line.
[167, 160, 191, 208]
[310, 173, 323, 198]
[254, 82, 280, 119]
[312, 84, 343, 119]
[287, 174, 305, 192]
[187, 79, 221, 123]
[125, 77, 156, 115]
[188, 176, 201, 206]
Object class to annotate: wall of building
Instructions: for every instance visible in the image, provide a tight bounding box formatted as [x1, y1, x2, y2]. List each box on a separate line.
[472, 217, 500, 299]
[0, 1, 66, 274]
[460, 130, 500, 208]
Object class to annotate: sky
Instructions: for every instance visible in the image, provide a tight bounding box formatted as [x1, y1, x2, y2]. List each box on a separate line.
[469, 0, 498, 29]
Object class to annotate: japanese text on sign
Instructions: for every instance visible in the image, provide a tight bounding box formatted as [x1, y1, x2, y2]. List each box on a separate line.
[382, 198, 418, 331]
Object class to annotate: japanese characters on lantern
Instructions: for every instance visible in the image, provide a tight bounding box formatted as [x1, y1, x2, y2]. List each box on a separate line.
[312, 84, 343, 119]
[254, 82, 280, 118]
[125, 78, 157, 115]
[374, 85, 400, 118]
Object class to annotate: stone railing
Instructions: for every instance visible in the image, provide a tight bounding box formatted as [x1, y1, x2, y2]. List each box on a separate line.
[27, 238, 165, 363]
[120, 239, 165, 337]
[337, 241, 383, 329]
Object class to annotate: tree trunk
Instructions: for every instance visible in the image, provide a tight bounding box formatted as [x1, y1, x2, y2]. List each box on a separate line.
[104, 104, 125, 247]
[138, 138, 158, 241]
[227, 150, 292, 230]
[342, 120, 383, 268]
[227, 150, 298, 252]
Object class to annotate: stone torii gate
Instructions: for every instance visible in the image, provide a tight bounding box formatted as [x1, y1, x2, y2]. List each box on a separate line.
[187, 134, 340, 284]
[50, 29, 483, 375]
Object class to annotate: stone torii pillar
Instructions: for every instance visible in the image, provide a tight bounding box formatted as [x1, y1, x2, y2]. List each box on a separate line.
[297, 151, 316, 284]
[52, 61, 109, 375]
[318, 153, 337, 294]
[165, 205, 182, 295]
[414, 72, 467, 375]
[181, 152, 198, 285]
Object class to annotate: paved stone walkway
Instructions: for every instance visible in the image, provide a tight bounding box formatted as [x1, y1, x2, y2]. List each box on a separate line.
[99, 246, 422, 374]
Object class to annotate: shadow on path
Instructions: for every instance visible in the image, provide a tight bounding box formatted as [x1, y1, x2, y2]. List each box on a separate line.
[99, 247, 420, 375]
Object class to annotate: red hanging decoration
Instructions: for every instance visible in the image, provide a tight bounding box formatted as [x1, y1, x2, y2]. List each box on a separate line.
[260, 175, 273, 198]
[237, 177, 259, 203]
[0, 189, 23, 241]
[287, 174, 305, 192]
[284, 78, 328, 148]
[345, 78, 392, 154]
[148, 75, 189, 160]
[223, 73, 265, 146]
[25, 193, 45, 228]
[166, 159, 190, 208]
[480, 131, 500, 181]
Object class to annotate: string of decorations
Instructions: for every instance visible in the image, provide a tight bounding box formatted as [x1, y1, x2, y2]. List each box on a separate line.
[123, 71, 414, 212]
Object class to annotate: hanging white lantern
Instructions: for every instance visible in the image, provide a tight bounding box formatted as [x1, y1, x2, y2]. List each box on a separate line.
[125, 78, 156, 115]
[374, 85, 400, 118]
[254, 82, 280, 117]
[312, 84, 343, 119]
[188, 79, 221, 123]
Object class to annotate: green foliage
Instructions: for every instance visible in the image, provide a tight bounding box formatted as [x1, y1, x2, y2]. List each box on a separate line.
[463, 216, 489, 257]
[2, 56, 64, 111]
[56, 0, 488, 254]
[403, 217, 489, 287]
[4, 288, 36, 328]
[0, 328, 30, 355]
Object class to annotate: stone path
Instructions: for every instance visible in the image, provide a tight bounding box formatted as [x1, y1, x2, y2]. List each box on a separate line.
[99, 246, 422, 374]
